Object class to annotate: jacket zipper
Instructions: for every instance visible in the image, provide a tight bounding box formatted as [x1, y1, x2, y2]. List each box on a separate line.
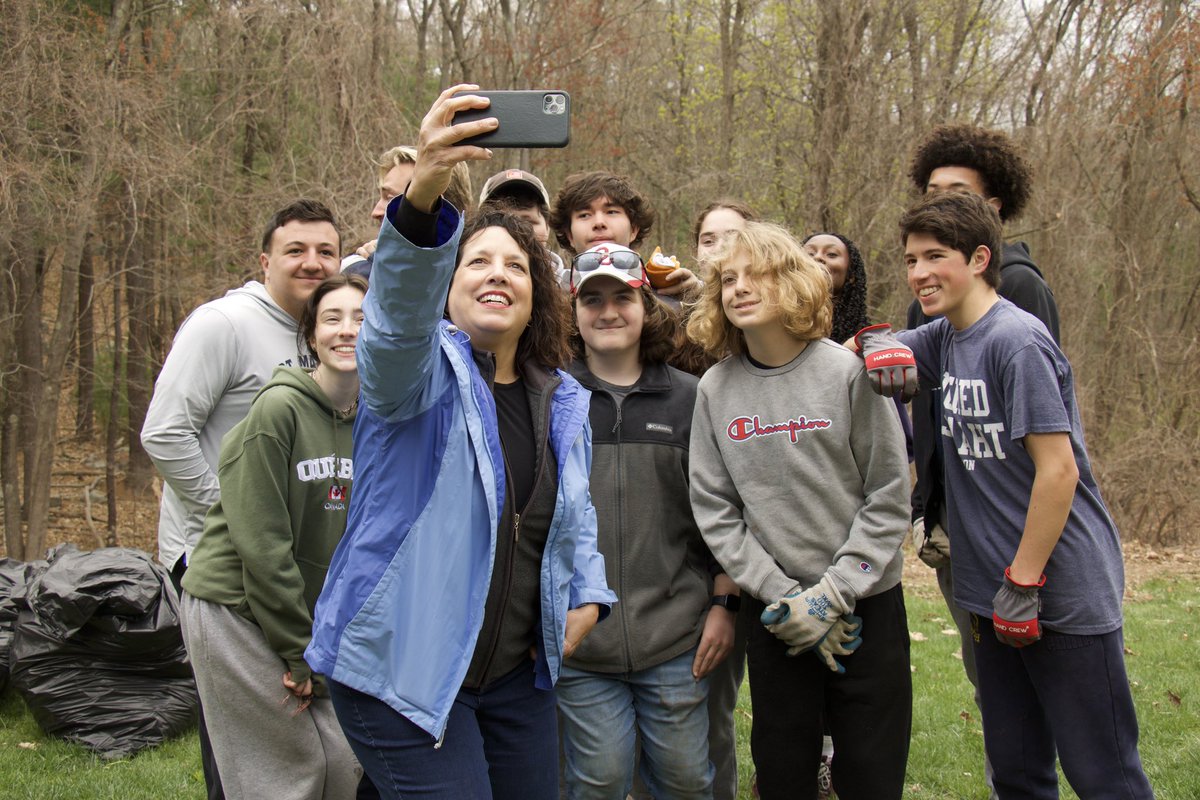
[610, 390, 635, 673]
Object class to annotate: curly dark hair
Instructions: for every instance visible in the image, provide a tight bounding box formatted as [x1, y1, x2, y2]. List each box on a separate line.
[908, 125, 1033, 222]
[569, 287, 678, 366]
[453, 210, 573, 371]
[803, 232, 869, 344]
[549, 171, 655, 253]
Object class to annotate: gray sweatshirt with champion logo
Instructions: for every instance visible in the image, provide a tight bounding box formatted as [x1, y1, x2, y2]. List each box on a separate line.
[688, 339, 909, 605]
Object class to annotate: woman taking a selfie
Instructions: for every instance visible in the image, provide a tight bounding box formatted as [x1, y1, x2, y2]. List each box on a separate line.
[306, 85, 615, 800]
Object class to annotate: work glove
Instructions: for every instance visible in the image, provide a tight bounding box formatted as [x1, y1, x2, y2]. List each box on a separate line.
[761, 575, 850, 653]
[915, 516, 951, 569]
[854, 324, 919, 401]
[809, 613, 863, 674]
[992, 567, 1046, 647]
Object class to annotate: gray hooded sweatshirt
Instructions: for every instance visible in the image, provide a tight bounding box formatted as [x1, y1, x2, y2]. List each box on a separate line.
[141, 281, 315, 570]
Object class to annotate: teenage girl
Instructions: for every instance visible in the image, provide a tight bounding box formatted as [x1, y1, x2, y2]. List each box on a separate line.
[687, 222, 912, 800]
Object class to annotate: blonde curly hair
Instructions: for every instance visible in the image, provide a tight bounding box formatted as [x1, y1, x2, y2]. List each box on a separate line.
[687, 221, 832, 356]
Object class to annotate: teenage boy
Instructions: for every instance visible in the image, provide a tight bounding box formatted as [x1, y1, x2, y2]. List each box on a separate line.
[890, 191, 1152, 799]
[552, 172, 733, 798]
[342, 145, 472, 276]
[141, 198, 340, 800]
[550, 171, 702, 298]
[906, 125, 1062, 796]
[478, 168, 568, 287]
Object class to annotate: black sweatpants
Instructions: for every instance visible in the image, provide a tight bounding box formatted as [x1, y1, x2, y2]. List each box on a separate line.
[745, 583, 912, 800]
[170, 558, 225, 800]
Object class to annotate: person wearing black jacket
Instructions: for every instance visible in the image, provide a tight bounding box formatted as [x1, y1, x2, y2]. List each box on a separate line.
[557, 245, 735, 799]
[907, 124, 1061, 800]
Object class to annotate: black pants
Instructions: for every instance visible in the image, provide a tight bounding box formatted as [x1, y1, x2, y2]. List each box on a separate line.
[973, 619, 1153, 799]
[745, 583, 912, 800]
[170, 559, 225, 800]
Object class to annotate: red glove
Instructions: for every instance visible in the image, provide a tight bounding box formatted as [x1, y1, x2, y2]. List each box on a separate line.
[992, 567, 1046, 647]
[854, 324, 919, 401]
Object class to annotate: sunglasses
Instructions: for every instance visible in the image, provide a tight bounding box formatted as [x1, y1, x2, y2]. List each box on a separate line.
[570, 249, 648, 293]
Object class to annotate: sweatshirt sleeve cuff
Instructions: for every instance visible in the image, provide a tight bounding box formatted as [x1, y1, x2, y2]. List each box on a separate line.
[286, 659, 313, 687]
[386, 194, 456, 249]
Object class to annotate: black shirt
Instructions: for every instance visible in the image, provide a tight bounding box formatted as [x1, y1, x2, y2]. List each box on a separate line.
[494, 379, 535, 511]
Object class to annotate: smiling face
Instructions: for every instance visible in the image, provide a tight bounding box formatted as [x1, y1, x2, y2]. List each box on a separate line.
[720, 247, 780, 335]
[574, 276, 645, 361]
[446, 226, 534, 356]
[803, 234, 849, 294]
[309, 286, 365, 373]
[567, 196, 639, 253]
[260, 220, 341, 321]
[696, 207, 748, 261]
[905, 231, 991, 329]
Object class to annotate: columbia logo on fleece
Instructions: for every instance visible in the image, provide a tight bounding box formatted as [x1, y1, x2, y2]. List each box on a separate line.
[645, 422, 673, 435]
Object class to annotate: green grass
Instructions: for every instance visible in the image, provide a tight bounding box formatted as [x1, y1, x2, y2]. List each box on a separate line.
[0, 577, 1196, 799]
[731, 575, 1200, 798]
[0, 688, 205, 800]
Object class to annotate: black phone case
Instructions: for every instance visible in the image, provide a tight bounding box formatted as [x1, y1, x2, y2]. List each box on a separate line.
[452, 90, 571, 149]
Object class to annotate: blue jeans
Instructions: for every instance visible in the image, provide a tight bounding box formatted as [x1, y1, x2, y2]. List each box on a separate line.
[557, 648, 714, 800]
[329, 660, 558, 800]
[972, 619, 1154, 799]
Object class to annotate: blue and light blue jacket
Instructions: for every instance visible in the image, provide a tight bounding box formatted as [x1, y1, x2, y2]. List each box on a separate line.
[306, 200, 615, 739]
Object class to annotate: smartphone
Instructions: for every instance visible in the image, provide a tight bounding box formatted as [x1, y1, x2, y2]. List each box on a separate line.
[451, 90, 571, 148]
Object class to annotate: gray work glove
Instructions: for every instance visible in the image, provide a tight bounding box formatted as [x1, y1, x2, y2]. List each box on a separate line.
[854, 323, 920, 401]
[992, 567, 1045, 647]
[761, 574, 850, 653]
[915, 516, 951, 569]
[808, 613, 863, 674]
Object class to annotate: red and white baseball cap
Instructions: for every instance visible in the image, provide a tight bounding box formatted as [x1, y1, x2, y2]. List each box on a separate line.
[570, 243, 647, 293]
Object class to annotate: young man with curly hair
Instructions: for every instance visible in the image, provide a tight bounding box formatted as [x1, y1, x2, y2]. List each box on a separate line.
[906, 124, 1061, 799]
[550, 171, 703, 299]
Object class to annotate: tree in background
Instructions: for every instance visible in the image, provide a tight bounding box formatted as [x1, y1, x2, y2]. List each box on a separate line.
[0, 0, 1196, 558]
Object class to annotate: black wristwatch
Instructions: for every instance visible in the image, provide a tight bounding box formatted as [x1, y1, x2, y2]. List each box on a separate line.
[710, 594, 741, 612]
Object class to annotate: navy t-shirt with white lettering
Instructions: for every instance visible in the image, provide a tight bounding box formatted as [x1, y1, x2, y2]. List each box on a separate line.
[899, 300, 1124, 634]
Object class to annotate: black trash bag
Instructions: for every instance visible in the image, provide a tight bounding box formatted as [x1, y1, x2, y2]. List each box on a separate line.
[9, 545, 198, 759]
[0, 557, 46, 694]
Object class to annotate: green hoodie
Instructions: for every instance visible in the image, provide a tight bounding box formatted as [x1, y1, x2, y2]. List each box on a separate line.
[182, 366, 355, 686]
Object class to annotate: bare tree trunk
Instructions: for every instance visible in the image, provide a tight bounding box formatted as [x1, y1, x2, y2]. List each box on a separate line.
[124, 196, 154, 485]
[75, 235, 96, 440]
[718, 0, 751, 162]
[11, 217, 45, 536]
[438, 0, 470, 82]
[407, 0, 435, 81]
[106, 238, 124, 548]
[0, 220, 22, 556]
[22, 180, 91, 560]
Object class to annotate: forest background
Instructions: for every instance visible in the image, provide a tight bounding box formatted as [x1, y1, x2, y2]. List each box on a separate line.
[0, 0, 1197, 561]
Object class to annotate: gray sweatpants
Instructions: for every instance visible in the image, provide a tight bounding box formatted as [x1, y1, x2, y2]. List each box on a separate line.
[181, 594, 362, 800]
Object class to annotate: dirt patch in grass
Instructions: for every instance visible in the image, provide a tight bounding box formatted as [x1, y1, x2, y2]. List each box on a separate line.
[902, 533, 1200, 601]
